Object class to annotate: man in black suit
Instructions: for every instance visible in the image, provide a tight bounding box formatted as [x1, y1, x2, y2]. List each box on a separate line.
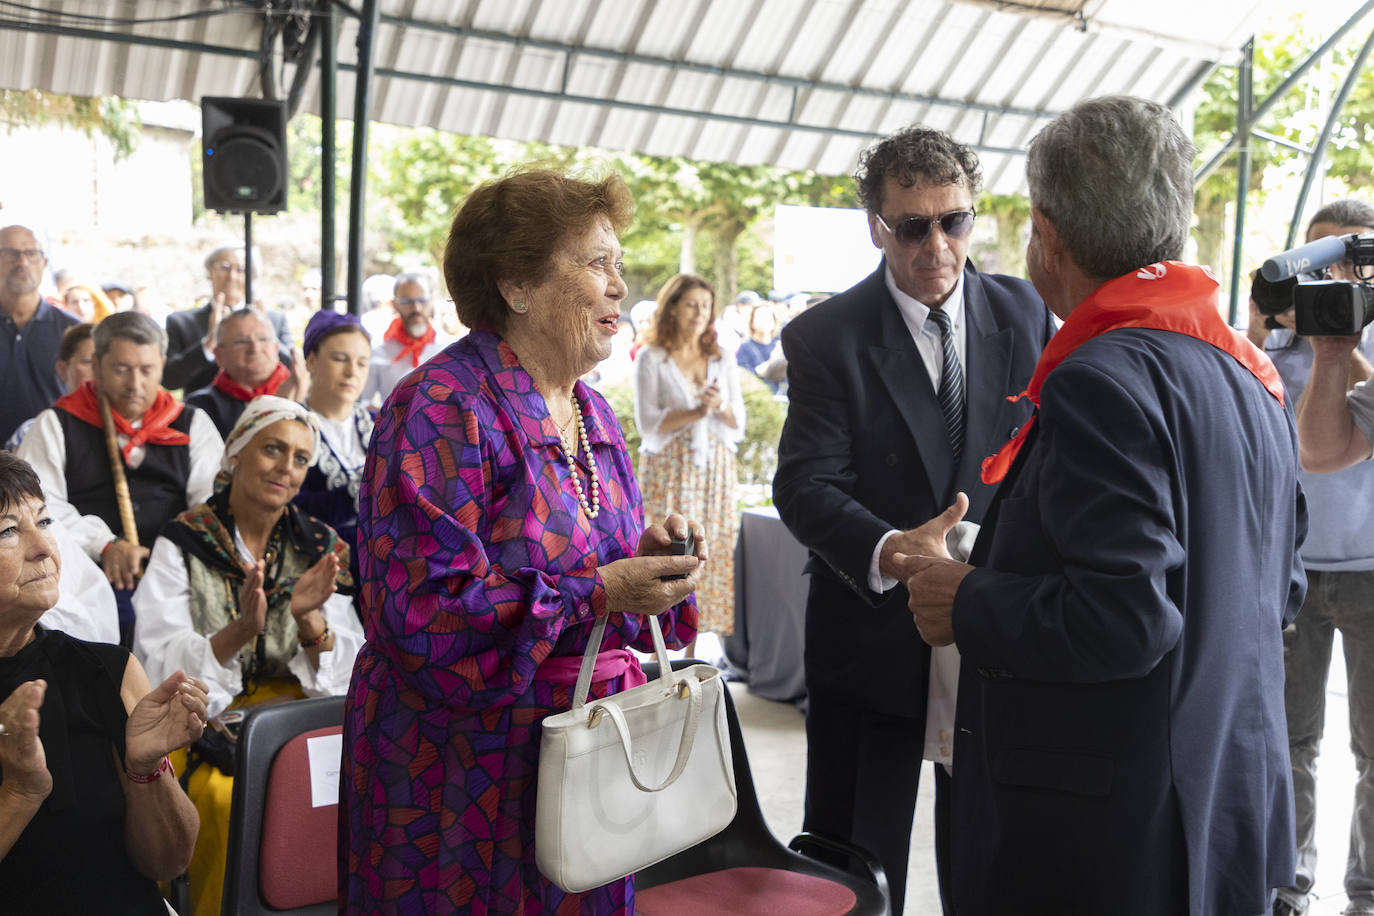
[773, 126, 1053, 913]
[163, 244, 293, 392]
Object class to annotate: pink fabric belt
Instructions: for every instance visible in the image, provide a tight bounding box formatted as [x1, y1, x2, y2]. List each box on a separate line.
[537, 649, 647, 690]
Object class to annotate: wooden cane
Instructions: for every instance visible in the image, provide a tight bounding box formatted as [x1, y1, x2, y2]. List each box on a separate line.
[98, 390, 140, 548]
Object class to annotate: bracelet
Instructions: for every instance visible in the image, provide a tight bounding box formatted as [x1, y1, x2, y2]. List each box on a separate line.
[125, 755, 173, 784]
[298, 623, 331, 648]
[101, 538, 123, 559]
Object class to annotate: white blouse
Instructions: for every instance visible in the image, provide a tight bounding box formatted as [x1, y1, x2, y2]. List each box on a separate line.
[131, 533, 364, 718]
[633, 347, 745, 466]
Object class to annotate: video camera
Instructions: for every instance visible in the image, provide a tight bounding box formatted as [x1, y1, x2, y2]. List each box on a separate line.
[1254, 233, 1374, 336]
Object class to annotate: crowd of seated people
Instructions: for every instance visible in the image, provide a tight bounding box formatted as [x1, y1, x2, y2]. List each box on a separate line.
[0, 217, 461, 913]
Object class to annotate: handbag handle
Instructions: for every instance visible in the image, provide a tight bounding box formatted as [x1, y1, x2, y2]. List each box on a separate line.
[571, 612, 677, 710]
[599, 671, 703, 792]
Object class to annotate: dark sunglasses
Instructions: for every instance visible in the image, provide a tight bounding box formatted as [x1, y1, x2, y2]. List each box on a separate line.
[875, 208, 976, 247]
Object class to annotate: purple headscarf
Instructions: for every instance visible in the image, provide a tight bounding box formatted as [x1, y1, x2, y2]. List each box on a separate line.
[303, 309, 370, 357]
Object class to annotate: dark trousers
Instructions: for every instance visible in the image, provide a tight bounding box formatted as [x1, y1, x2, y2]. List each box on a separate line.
[803, 692, 950, 914]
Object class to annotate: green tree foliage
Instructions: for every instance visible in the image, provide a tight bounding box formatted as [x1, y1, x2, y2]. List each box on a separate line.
[1192, 12, 1374, 284]
[0, 89, 141, 159]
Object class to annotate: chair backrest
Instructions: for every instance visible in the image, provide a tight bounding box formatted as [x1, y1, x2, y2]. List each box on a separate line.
[222, 695, 346, 916]
[636, 662, 890, 915]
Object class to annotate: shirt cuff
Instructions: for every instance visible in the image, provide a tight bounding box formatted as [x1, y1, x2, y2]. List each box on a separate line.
[558, 565, 608, 621]
[869, 530, 900, 593]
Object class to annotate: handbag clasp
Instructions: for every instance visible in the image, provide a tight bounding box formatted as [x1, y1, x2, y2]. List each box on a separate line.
[675, 679, 692, 699]
[588, 705, 606, 728]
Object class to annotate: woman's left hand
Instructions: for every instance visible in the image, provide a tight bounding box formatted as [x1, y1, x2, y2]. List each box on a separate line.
[124, 670, 208, 774]
[636, 514, 710, 565]
[290, 552, 340, 620]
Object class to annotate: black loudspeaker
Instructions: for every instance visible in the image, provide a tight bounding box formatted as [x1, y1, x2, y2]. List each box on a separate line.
[201, 97, 288, 213]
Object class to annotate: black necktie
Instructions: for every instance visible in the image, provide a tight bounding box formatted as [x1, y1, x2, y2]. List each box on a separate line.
[928, 308, 965, 463]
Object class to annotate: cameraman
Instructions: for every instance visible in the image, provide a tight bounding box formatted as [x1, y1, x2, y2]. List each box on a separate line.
[1281, 199, 1374, 916]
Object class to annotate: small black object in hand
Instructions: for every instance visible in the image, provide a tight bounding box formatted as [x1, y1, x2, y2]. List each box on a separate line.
[659, 532, 695, 581]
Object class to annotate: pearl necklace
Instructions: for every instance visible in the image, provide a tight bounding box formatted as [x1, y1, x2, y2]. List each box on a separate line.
[559, 395, 600, 519]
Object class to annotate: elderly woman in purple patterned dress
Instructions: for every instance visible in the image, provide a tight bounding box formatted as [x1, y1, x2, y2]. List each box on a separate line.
[339, 168, 708, 915]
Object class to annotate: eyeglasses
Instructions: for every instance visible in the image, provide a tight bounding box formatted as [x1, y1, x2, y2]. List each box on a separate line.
[395, 297, 430, 306]
[874, 209, 976, 247]
[0, 248, 45, 263]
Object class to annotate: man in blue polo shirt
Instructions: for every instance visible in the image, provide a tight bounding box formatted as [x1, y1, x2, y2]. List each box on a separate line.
[0, 220, 78, 444]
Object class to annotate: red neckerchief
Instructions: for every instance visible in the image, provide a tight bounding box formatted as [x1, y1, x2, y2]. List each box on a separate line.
[981, 261, 1284, 485]
[212, 362, 290, 402]
[384, 317, 435, 367]
[54, 380, 189, 462]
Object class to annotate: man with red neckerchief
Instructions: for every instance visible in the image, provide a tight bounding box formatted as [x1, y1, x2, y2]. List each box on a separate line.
[185, 309, 303, 438]
[894, 96, 1307, 915]
[360, 271, 453, 406]
[16, 311, 223, 645]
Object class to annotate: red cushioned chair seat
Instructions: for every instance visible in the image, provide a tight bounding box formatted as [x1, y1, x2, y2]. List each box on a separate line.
[634, 866, 859, 916]
[258, 725, 341, 910]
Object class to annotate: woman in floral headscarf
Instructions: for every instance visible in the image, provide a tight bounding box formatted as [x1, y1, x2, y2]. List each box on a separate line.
[131, 395, 363, 916]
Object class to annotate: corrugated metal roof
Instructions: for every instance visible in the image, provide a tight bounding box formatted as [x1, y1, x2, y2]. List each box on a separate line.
[1, 0, 1283, 192]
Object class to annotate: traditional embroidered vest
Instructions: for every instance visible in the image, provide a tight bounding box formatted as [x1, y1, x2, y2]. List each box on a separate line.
[58, 408, 195, 546]
[182, 540, 317, 685]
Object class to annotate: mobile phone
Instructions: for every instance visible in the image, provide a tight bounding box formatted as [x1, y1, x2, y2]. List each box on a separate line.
[659, 532, 695, 581]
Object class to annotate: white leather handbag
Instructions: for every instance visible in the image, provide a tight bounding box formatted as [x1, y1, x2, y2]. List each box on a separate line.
[535, 613, 737, 893]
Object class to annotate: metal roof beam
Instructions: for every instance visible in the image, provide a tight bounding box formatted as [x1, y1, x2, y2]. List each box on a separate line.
[375, 12, 1056, 121]
[0, 15, 260, 61]
[342, 60, 1031, 159]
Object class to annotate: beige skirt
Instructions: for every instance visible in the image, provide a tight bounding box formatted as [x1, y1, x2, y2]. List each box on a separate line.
[637, 433, 739, 636]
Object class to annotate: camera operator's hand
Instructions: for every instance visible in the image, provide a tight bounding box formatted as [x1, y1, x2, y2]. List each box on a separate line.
[1298, 334, 1374, 473]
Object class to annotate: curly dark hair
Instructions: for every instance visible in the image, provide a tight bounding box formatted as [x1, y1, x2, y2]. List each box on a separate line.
[854, 126, 982, 216]
[0, 452, 43, 515]
[647, 274, 719, 357]
[443, 167, 635, 334]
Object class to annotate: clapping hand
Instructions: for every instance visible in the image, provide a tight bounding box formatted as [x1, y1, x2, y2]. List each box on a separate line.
[290, 553, 340, 620]
[237, 561, 268, 638]
[124, 670, 209, 775]
[0, 680, 51, 803]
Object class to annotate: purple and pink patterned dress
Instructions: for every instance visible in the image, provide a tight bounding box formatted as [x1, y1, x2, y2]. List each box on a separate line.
[339, 328, 697, 915]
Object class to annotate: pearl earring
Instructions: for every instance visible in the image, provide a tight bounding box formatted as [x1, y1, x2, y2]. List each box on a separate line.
[511, 299, 529, 314]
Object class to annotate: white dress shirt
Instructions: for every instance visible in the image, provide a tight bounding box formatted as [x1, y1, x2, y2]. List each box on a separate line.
[131, 532, 363, 719]
[17, 406, 225, 561]
[864, 265, 970, 771]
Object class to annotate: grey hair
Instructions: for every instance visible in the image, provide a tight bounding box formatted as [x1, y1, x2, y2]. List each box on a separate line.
[1026, 95, 1195, 280]
[393, 271, 432, 297]
[93, 310, 167, 359]
[855, 126, 983, 216]
[1308, 199, 1374, 235]
[203, 244, 261, 279]
[215, 308, 272, 347]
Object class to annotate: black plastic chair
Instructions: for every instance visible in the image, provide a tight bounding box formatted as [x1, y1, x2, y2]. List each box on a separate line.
[634, 660, 891, 916]
[221, 695, 346, 916]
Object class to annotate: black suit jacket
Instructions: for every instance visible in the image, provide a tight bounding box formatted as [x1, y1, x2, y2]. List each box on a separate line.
[163, 302, 293, 393]
[774, 262, 1053, 718]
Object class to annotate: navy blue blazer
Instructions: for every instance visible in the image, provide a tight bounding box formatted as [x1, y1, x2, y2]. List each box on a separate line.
[774, 261, 1053, 717]
[951, 328, 1308, 915]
